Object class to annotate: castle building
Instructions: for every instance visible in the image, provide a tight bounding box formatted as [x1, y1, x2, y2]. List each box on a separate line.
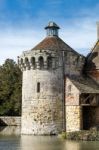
[18, 22, 99, 135]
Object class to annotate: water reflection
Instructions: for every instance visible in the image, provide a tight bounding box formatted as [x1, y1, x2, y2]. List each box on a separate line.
[0, 127, 99, 150]
[0, 126, 20, 135]
[21, 135, 65, 150]
[65, 141, 80, 150]
[20, 135, 99, 150]
[64, 140, 99, 150]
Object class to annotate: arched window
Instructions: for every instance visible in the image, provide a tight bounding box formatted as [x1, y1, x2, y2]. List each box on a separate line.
[31, 57, 36, 68]
[38, 56, 44, 69]
[47, 56, 52, 69]
[21, 58, 23, 64]
[25, 57, 29, 65]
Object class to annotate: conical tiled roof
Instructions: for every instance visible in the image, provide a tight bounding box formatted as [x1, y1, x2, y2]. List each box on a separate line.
[31, 36, 79, 54]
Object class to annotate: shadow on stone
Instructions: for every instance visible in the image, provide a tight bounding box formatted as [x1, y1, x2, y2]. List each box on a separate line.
[0, 119, 7, 132]
[0, 118, 7, 126]
[0, 126, 7, 132]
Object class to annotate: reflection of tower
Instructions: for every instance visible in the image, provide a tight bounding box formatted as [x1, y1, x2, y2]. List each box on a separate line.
[21, 136, 65, 150]
[18, 22, 64, 135]
[65, 141, 80, 150]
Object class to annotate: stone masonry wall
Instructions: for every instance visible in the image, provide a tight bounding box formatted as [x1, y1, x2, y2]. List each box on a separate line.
[65, 78, 80, 106]
[66, 106, 82, 132]
[0, 117, 21, 126]
[21, 69, 63, 135]
[20, 49, 63, 135]
[64, 51, 85, 76]
[65, 78, 82, 132]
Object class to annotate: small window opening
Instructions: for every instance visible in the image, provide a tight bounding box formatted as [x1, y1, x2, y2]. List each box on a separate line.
[37, 82, 40, 93]
[25, 57, 29, 65]
[47, 56, 52, 69]
[39, 56, 44, 69]
[21, 58, 23, 64]
[31, 57, 36, 68]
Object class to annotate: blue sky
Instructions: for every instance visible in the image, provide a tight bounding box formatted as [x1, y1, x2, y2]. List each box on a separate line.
[0, 0, 99, 64]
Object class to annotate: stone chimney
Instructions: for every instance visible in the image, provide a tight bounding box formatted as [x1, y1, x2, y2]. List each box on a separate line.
[96, 22, 99, 40]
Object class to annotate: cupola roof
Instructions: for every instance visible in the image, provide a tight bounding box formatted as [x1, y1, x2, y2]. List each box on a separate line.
[45, 21, 60, 29]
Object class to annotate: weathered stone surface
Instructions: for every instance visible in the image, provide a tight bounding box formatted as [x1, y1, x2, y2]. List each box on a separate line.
[0, 117, 21, 126]
[20, 48, 64, 134]
[19, 45, 85, 134]
[66, 106, 82, 132]
[65, 77, 80, 106]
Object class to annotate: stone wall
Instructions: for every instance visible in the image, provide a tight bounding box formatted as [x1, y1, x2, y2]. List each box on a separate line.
[66, 106, 82, 132]
[65, 78, 82, 132]
[0, 117, 21, 126]
[64, 51, 85, 76]
[65, 77, 80, 105]
[20, 49, 64, 135]
[21, 68, 63, 135]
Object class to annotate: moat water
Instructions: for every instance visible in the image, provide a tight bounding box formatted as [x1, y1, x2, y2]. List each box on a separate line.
[0, 127, 99, 150]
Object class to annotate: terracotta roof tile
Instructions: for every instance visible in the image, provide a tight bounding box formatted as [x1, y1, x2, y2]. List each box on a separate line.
[31, 36, 79, 55]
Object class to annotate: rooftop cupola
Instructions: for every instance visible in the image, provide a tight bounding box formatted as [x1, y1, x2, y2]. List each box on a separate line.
[45, 21, 60, 37]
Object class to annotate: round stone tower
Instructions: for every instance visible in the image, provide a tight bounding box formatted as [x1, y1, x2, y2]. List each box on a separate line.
[18, 22, 64, 135]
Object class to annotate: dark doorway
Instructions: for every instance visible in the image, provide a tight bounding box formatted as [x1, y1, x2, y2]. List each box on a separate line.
[83, 106, 91, 130]
[82, 106, 99, 130]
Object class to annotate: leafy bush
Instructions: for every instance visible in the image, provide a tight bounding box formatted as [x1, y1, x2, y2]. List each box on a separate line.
[0, 59, 22, 116]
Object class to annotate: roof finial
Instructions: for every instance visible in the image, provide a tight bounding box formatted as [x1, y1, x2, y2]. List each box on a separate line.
[45, 21, 60, 37]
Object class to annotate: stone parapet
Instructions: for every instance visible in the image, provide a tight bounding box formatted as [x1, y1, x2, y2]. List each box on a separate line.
[0, 117, 21, 126]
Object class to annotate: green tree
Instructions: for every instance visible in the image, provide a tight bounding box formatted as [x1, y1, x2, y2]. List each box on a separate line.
[0, 59, 22, 116]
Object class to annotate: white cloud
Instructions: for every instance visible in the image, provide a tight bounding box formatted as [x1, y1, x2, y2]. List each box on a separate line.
[0, 19, 98, 65]
[60, 18, 98, 55]
[0, 2, 99, 64]
[0, 28, 44, 64]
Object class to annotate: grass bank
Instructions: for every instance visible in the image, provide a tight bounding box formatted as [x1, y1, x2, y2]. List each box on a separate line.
[60, 129, 99, 141]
